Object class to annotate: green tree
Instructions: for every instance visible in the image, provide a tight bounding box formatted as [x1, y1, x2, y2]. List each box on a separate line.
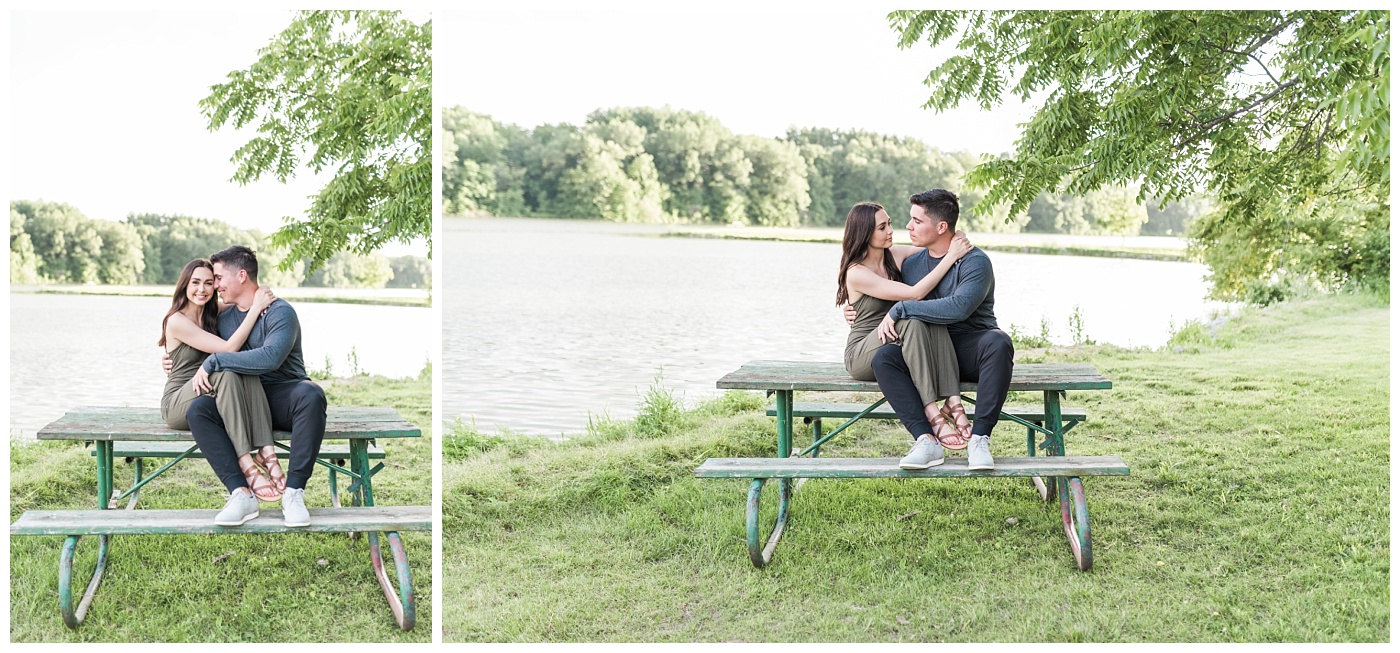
[11, 197, 139, 281]
[442, 107, 530, 217]
[738, 135, 810, 226]
[1142, 195, 1213, 236]
[201, 10, 431, 272]
[302, 251, 393, 288]
[387, 255, 431, 289]
[90, 219, 146, 285]
[891, 10, 1390, 298]
[10, 209, 40, 284]
[125, 213, 263, 285]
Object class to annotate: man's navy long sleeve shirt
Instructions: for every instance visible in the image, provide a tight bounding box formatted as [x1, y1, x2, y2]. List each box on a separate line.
[887, 247, 999, 335]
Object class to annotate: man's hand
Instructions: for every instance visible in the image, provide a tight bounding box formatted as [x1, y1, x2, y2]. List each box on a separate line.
[843, 304, 857, 326]
[161, 350, 173, 376]
[877, 313, 899, 344]
[193, 366, 213, 395]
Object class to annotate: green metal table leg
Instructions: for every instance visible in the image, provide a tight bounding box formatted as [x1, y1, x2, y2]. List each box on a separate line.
[1059, 476, 1093, 571]
[59, 534, 109, 629]
[96, 441, 114, 509]
[1042, 392, 1064, 504]
[350, 438, 411, 629]
[811, 418, 823, 458]
[369, 531, 416, 630]
[745, 477, 792, 568]
[125, 458, 144, 510]
[329, 466, 341, 509]
[63, 440, 115, 628]
[775, 390, 793, 458]
[1028, 422, 1049, 500]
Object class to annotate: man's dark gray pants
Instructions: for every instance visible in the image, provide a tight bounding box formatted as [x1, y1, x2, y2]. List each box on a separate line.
[187, 380, 328, 493]
[872, 328, 1014, 440]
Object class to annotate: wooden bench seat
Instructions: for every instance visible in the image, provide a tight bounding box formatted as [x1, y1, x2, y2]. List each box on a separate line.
[11, 506, 430, 536]
[768, 402, 1087, 423]
[695, 456, 1128, 479]
[96, 441, 386, 461]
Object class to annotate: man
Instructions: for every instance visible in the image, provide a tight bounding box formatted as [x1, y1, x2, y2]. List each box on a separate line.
[185, 245, 327, 527]
[859, 189, 1014, 471]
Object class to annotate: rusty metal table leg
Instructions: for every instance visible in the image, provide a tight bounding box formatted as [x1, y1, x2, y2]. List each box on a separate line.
[1059, 476, 1093, 571]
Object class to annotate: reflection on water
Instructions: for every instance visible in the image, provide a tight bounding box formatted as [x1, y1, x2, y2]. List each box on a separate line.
[9, 294, 430, 438]
[444, 217, 1232, 436]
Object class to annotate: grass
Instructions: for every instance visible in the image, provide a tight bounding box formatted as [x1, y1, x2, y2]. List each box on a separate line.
[8, 370, 432, 643]
[441, 293, 1389, 642]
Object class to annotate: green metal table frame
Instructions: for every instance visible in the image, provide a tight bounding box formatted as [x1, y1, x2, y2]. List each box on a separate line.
[717, 362, 1113, 570]
[753, 387, 1093, 571]
[63, 437, 416, 630]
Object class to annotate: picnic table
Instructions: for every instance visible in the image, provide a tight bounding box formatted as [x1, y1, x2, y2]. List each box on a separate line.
[696, 361, 1128, 571]
[9, 406, 430, 631]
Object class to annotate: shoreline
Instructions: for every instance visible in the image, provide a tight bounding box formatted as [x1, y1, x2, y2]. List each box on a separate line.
[655, 229, 1191, 261]
[448, 215, 1194, 262]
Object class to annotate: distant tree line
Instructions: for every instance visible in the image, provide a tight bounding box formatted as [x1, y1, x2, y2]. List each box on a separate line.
[444, 105, 1205, 236]
[10, 200, 430, 289]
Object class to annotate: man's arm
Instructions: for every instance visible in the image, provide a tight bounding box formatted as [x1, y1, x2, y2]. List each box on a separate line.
[201, 302, 297, 375]
[888, 253, 992, 325]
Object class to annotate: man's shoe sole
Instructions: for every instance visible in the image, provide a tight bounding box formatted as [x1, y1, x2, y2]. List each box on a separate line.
[899, 458, 945, 469]
[215, 510, 259, 527]
[967, 462, 995, 470]
[284, 517, 311, 527]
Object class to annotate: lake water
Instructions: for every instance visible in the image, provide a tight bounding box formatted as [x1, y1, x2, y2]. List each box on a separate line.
[8, 294, 431, 438]
[444, 217, 1233, 436]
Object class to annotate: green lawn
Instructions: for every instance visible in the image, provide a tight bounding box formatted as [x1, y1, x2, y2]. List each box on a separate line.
[442, 294, 1388, 642]
[9, 371, 432, 643]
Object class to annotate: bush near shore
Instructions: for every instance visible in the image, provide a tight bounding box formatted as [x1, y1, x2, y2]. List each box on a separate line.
[9, 370, 432, 643]
[442, 294, 1388, 642]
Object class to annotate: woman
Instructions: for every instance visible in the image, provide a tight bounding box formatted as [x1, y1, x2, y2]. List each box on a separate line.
[158, 258, 283, 501]
[838, 201, 974, 450]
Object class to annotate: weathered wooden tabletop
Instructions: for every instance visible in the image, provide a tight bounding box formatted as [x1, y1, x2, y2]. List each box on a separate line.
[38, 406, 421, 442]
[717, 360, 1112, 392]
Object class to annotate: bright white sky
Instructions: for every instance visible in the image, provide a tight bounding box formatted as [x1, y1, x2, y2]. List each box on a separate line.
[9, 10, 428, 256]
[439, 8, 1035, 156]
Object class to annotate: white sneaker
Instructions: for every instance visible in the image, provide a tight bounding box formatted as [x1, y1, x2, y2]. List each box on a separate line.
[214, 488, 259, 526]
[967, 434, 995, 470]
[899, 434, 945, 469]
[282, 487, 310, 527]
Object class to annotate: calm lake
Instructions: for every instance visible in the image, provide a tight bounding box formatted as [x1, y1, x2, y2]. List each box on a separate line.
[445, 217, 1233, 436]
[8, 294, 431, 438]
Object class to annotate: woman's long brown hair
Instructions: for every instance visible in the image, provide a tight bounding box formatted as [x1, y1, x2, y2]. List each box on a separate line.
[158, 259, 220, 347]
[836, 202, 901, 306]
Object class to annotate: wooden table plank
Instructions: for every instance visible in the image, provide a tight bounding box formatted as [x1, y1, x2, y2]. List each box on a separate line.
[11, 506, 432, 535]
[38, 406, 420, 441]
[718, 361, 1112, 392]
[694, 455, 1129, 478]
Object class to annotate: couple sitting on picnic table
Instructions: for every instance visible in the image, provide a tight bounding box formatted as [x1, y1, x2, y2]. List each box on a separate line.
[839, 189, 1014, 470]
[158, 245, 328, 527]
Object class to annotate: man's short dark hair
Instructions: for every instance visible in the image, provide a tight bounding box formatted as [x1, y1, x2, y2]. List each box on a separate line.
[910, 189, 960, 231]
[210, 245, 259, 282]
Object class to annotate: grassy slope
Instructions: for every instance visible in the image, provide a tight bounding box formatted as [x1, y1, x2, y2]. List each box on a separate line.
[442, 295, 1389, 642]
[9, 372, 432, 643]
